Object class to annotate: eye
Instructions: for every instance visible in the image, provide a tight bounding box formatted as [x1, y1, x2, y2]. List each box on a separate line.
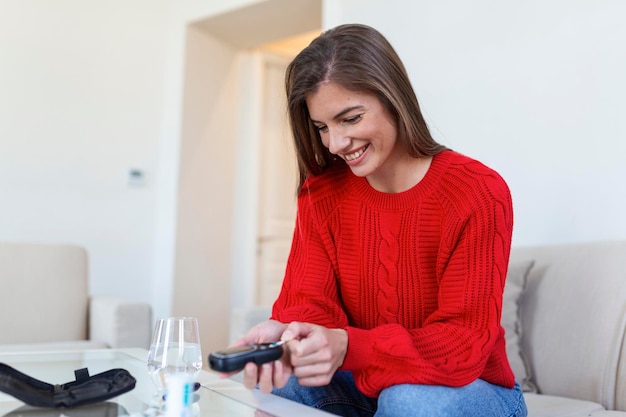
[343, 114, 362, 124]
[314, 124, 328, 133]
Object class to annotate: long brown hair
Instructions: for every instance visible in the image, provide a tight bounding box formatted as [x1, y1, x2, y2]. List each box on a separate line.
[285, 23, 446, 192]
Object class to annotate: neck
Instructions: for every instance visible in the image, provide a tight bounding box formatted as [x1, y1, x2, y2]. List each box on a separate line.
[367, 155, 433, 193]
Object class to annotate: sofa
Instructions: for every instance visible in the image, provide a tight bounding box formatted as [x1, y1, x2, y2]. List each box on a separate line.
[231, 240, 626, 416]
[511, 240, 626, 416]
[0, 241, 152, 352]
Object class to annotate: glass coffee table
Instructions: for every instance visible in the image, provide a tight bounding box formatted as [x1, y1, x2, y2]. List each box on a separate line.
[0, 349, 331, 416]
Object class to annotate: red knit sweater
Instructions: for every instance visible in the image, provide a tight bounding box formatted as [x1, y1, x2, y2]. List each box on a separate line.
[271, 150, 516, 397]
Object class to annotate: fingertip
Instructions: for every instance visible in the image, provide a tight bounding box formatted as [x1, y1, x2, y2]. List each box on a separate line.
[244, 362, 257, 373]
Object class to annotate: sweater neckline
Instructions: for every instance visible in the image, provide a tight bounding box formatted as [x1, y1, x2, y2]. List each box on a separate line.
[347, 150, 452, 210]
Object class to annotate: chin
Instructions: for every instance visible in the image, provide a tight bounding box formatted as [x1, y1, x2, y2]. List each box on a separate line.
[347, 165, 374, 178]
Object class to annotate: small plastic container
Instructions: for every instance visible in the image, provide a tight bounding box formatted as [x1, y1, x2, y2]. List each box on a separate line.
[164, 374, 194, 417]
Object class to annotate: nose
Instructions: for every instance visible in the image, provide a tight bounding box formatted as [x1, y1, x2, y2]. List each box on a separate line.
[327, 128, 351, 155]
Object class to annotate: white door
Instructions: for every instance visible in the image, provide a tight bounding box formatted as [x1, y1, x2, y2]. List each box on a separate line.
[256, 53, 298, 306]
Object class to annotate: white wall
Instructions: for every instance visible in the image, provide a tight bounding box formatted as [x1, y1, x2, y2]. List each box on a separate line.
[0, 0, 266, 330]
[325, 0, 626, 247]
[0, 0, 170, 304]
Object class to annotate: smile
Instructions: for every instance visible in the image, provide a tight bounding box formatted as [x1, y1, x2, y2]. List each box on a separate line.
[344, 145, 369, 161]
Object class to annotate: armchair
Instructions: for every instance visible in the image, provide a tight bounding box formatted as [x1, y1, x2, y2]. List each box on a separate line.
[0, 241, 152, 352]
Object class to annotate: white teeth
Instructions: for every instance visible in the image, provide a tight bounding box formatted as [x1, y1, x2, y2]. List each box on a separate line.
[344, 146, 367, 161]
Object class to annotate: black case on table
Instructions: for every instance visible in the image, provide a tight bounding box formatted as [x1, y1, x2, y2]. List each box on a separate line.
[0, 363, 136, 408]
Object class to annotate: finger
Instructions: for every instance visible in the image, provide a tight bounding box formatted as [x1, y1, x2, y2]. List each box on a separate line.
[242, 362, 259, 390]
[272, 359, 291, 389]
[297, 373, 334, 387]
[286, 336, 322, 360]
[281, 321, 313, 342]
[257, 363, 274, 394]
[292, 362, 334, 380]
[288, 337, 330, 364]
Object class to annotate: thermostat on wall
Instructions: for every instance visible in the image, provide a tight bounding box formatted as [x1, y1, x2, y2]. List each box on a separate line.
[128, 168, 145, 186]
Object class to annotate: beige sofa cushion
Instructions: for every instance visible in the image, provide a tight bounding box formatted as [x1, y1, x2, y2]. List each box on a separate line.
[0, 242, 88, 344]
[523, 393, 604, 417]
[513, 241, 626, 411]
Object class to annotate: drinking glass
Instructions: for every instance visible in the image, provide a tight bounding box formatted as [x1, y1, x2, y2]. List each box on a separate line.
[147, 317, 203, 401]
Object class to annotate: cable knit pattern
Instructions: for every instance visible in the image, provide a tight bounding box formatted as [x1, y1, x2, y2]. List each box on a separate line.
[271, 150, 515, 397]
[377, 211, 401, 324]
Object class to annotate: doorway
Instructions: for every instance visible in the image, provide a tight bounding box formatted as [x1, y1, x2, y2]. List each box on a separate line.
[172, 1, 321, 354]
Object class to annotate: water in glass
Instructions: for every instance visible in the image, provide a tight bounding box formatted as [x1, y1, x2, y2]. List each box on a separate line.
[147, 317, 202, 395]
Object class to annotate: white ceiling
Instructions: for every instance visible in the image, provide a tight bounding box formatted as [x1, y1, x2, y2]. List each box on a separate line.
[192, 0, 322, 50]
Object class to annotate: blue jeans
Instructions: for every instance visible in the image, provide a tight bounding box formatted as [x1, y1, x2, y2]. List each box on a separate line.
[272, 371, 527, 417]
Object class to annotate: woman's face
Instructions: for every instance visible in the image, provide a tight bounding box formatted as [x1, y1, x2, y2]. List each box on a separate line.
[306, 81, 406, 187]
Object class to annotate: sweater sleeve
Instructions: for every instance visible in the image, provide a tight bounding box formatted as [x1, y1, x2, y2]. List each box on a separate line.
[340, 170, 515, 397]
[270, 189, 349, 328]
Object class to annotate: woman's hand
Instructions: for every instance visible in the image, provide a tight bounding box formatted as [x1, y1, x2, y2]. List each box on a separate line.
[242, 352, 292, 393]
[281, 322, 348, 387]
[233, 319, 287, 348]
[229, 320, 293, 393]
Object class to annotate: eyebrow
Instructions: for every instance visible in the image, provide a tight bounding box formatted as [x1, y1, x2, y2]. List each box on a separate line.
[310, 105, 365, 124]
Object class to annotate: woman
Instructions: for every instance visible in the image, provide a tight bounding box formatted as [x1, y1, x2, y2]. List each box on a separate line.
[232, 23, 527, 417]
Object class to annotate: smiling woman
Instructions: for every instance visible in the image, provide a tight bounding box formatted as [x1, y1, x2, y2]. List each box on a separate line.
[306, 82, 431, 193]
[229, 23, 528, 417]
[285, 24, 445, 192]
